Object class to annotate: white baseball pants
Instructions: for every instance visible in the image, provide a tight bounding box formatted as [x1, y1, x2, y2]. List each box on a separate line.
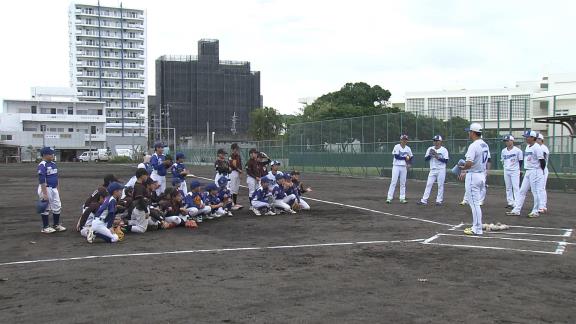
[247, 176, 259, 198]
[229, 170, 241, 195]
[91, 218, 119, 243]
[503, 169, 520, 207]
[421, 169, 446, 204]
[465, 172, 485, 234]
[151, 171, 166, 195]
[540, 168, 548, 209]
[37, 185, 62, 215]
[387, 165, 407, 200]
[512, 169, 543, 214]
[187, 206, 211, 217]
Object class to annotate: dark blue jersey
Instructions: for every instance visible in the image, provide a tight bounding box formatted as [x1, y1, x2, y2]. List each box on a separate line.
[95, 196, 117, 227]
[37, 160, 59, 188]
[171, 162, 187, 184]
[150, 153, 167, 176]
[184, 192, 205, 208]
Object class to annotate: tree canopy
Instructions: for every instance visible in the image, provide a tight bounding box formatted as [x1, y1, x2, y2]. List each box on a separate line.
[249, 106, 284, 140]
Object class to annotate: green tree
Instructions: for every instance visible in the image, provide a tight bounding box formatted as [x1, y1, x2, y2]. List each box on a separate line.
[249, 107, 284, 140]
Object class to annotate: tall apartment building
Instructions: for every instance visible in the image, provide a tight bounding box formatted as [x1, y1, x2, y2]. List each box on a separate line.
[156, 39, 261, 145]
[68, 2, 147, 152]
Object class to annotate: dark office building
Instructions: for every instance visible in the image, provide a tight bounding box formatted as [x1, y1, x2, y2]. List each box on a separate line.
[155, 39, 262, 142]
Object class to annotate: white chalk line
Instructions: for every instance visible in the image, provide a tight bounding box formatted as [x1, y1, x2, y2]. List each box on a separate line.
[423, 242, 562, 255]
[0, 239, 425, 267]
[191, 175, 456, 228]
[437, 233, 576, 245]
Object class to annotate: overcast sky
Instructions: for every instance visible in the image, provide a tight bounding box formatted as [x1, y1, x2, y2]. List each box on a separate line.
[0, 0, 574, 114]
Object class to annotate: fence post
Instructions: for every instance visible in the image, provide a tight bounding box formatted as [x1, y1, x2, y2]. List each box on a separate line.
[482, 103, 486, 131]
[496, 101, 500, 135]
[523, 99, 528, 134]
[552, 95, 556, 153]
[509, 99, 512, 134]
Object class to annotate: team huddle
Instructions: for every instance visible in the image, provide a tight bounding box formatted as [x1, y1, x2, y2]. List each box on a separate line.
[36, 123, 550, 240]
[385, 123, 550, 235]
[36, 143, 313, 243]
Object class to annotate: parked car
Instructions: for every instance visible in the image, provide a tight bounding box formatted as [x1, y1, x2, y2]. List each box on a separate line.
[79, 150, 110, 162]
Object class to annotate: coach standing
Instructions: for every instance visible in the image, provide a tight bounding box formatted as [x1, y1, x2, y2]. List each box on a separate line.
[229, 143, 243, 210]
[459, 123, 489, 235]
[386, 135, 413, 204]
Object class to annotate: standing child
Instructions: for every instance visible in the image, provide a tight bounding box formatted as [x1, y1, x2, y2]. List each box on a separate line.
[205, 183, 226, 219]
[251, 177, 275, 216]
[228, 143, 243, 210]
[418, 135, 449, 206]
[184, 181, 211, 223]
[246, 148, 261, 201]
[87, 182, 125, 243]
[217, 177, 234, 216]
[150, 142, 169, 195]
[37, 147, 66, 233]
[214, 148, 230, 185]
[501, 135, 523, 209]
[171, 152, 189, 194]
[386, 135, 413, 204]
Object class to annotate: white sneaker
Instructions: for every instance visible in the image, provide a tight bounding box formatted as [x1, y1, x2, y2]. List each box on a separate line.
[479, 201, 484, 206]
[86, 228, 95, 243]
[205, 214, 214, 220]
[227, 211, 233, 216]
[53, 224, 67, 232]
[288, 209, 297, 214]
[253, 209, 262, 216]
[459, 200, 468, 206]
[265, 210, 276, 216]
[41, 227, 56, 234]
[195, 215, 203, 223]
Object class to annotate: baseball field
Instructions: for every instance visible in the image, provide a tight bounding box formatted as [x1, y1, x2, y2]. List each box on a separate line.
[0, 162, 574, 323]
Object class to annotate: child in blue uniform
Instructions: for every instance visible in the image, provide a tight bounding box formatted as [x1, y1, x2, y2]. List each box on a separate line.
[184, 181, 211, 223]
[205, 183, 226, 219]
[271, 174, 297, 213]
[217, 177, 234, 216]
[37, 147, 66, 233]
[171, 152, 189, 194]
[87, 182, 124, 243]
[150, 142, 169, 195]
[251, 177, 275, 216]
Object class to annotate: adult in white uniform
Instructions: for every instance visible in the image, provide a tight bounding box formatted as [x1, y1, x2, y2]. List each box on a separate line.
[386, 135, 413, 204]
[459, 123, 489, 235]
[459, 149, 490, 206]
[536, 133, 549, 213]
[506, 130, 546, 218]
[418, 135, 449, 205]
[500, 135, 523, 209]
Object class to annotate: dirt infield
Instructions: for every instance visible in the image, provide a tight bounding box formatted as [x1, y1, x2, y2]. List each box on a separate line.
[0, 162, 574, 323]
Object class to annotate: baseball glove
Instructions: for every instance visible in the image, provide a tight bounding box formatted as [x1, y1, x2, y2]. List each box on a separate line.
[112, 226, 125, 241]
[292, 201, 301, 211]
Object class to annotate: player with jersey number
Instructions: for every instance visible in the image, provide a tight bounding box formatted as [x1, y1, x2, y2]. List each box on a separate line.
[459, 123, 489, 235]
[536, 133, 549, 213]
[501, 135, 523, 209]
[386, 135, 413, 204]
[37, 147, 66, 233]
[418, 135, 449, 206]
[506, 130, 546, 218]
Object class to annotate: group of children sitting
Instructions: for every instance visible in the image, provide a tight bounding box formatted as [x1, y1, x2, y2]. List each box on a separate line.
[75, 152, 312, 244]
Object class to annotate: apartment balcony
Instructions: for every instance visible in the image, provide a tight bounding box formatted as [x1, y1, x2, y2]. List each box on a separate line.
[125, 23, 144, 30]
[106, 122, 145, 128]
[122, 14, 145, 21]
[19, 113, 106, 123]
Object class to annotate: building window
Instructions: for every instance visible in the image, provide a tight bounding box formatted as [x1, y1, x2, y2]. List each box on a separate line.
[31, 105, 37, 114]
[68, 128, 74, 132]
[406, 98, 425, 114]
[428, 98, 446, 120]
[489, 96, 508, 120]
[68, 107, 74, 115]
[40, 125, 47, 132]
[446, 97, 466, 119]
[469, 96, 489, 121]
[91, 126, 97, 134]
[1, 135, 13, 140]
[50, 108, 57, 115]
[98, 109, 103, 115]
[511, 95, 530, 119]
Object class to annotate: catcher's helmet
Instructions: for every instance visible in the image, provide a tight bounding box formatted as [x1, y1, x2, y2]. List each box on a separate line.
[37, 199, 49, 214]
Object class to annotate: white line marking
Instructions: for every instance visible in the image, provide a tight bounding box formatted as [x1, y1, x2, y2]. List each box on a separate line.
[563, 229, 573, 238]
[555, 242, 568, 255]
[191, 175, 456, 228]
[423, 242, 560, 255]
[0, 239, 425, 267]
[437, 233, 576, 245]
[475, 232, 569, 238]
[506, 224, 572, 231]
[449, 223, 464, 231]
[423, 234, 439, 244]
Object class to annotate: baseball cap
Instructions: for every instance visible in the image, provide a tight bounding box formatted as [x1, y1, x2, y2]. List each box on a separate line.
[260, 177, 271, 184]
[107, 182, 124, 194]
[175, 152, 185, 160]
[217, 148, 228, 155]
[283, 173, 291, 179]
[291, 170, 300, 175]
[271, 160, 281, 166]
[537, 133, 544, 140]
[400, 134, 409, 140]
[249, 148, 258, 154]
[432, 135, 443, 141]
[40, 147, 55, 156]
[465, 123, 483, 133]
[275, 173, 284, 180]
[154, 142, 165, 149]
[190, 180, 201, 189]
[205, 183, 218, 191]
[503, 135, 515, 141]
[523, 130, 538, 138]
[231, 143, 239, 150]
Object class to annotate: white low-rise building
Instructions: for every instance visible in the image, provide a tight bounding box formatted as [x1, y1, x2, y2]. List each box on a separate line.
[0, 87, 106, 161]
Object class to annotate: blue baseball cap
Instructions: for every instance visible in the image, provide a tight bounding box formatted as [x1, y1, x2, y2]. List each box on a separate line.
[261, 177, 271, 184]
[205, 183, 218, 191]
[190, 180, 201, 189]
[503, 135, 515, 141]
[217, 177, 229, 186]
[432, 135, 443, 141]
[523, 130, 538, 138]
[283, 173, 292, 180]
[40, 147, 54, 156]
[175, 152, 185, 160]
[275, 173, 284, 180]
[154, 142, 165, 149]
[107, 182, 124, 194]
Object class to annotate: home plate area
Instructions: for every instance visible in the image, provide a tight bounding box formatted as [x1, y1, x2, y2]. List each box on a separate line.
[424, 224, 573, 255]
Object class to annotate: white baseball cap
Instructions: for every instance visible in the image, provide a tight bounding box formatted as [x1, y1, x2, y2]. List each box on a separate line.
[465, 123, 483, 133]
[523, 130, 538, 138]
[537, 133, 544, 140]
[503, 135, 515, 141]
[432, 135, 443, 141]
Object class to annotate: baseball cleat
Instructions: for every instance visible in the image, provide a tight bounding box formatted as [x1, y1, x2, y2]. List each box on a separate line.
[288, 209, 297, 214]
[253, 209, 262, 216]
[41, 226, 56, 234]
[399, 199, 407, 204]
[435, 202, 443, 206]
[194, 215, 203, 223]
[459, 200, 468, 206]
[538, 208, 547, 214]
[265, 210, 276, 216]
[227, 211, 233, 216]
[527, 212, 540, 218]
[205, 214, 214, 220]
[505, 205, 514, 209]
[416, 201, 427, 205]
[386, 199, 391, 204]
[86, 228, 95, 243]
[506, 211, 520, 216]
[463, 227, 476, 235]
[53, 224, 67, 232]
